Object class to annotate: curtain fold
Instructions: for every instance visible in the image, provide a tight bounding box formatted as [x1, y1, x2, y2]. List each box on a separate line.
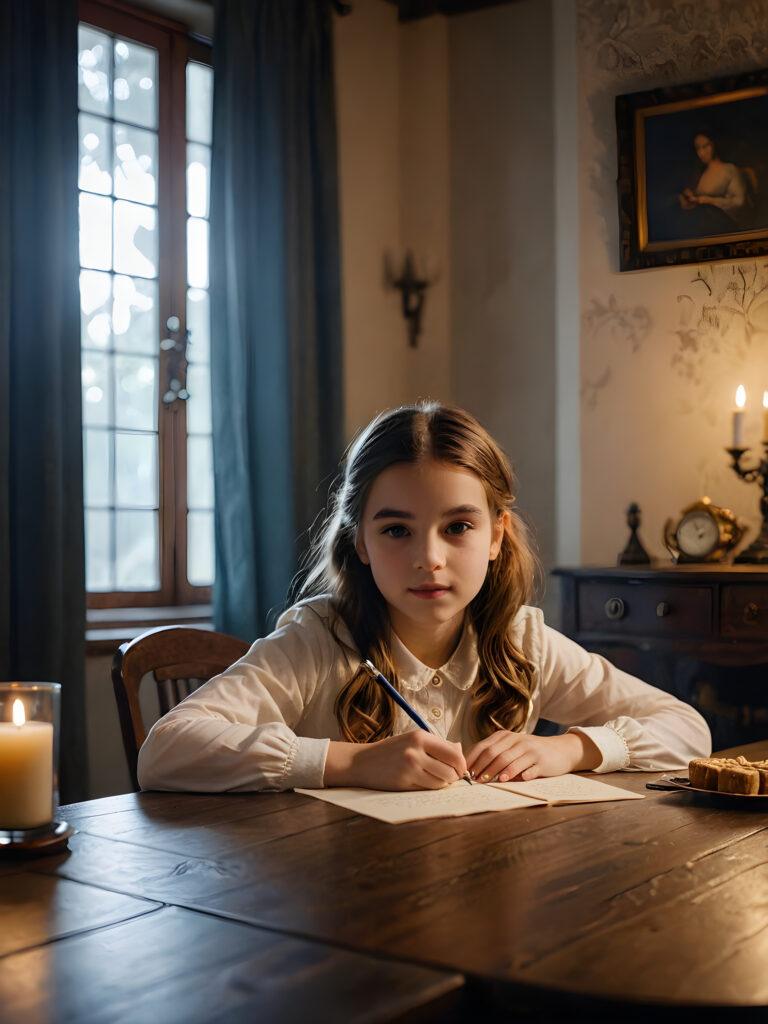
[0, 0, 88, 801]
[211, 0, 344, 640]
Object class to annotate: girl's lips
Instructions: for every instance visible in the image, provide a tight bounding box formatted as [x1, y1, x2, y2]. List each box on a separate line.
[409, 585, 451, 599]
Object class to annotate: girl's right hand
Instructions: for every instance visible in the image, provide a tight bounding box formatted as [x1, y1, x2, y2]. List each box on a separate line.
[325, 733, 468, 791]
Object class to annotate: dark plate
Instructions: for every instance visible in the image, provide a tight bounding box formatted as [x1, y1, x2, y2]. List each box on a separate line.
[647, 775, 768, 809]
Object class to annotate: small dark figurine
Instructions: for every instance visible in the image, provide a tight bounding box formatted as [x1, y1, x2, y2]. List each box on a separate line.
[618, 502, 651, 566]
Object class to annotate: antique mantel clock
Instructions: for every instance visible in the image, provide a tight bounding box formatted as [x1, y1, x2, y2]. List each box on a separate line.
[663, 497, 746, 564]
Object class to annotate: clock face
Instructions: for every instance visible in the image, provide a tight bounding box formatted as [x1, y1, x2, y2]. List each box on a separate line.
[676, 511, 720, 558]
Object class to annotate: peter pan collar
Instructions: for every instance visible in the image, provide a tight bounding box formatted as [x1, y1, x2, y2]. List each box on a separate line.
[390, 618, 478, 693]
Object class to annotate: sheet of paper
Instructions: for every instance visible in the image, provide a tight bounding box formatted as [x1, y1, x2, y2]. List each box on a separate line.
[490, 773, 644, 804]
[295, 782, 545, 824]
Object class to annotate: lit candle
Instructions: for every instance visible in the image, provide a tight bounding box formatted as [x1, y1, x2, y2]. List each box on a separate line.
[763, 392, 768, 442]
[0, 699, 53, 829]
[733, 385, 746, 447]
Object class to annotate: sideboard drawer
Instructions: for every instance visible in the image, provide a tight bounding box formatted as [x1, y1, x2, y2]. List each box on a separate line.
[721, 586, 768, 637]
[577, 582, 713, 636]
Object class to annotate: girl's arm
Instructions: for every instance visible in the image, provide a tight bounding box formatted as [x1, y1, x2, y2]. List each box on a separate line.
[533, 619, 711, 772]
[137, 599, 469, 793]
[137, 601, 342, 793]
[466, 615, 710, 783]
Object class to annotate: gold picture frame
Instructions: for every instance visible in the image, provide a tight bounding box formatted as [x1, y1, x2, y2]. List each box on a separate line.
[616, 68, 768, 271]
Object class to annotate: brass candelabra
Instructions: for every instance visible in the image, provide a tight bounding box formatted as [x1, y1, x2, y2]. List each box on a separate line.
[726, 442, 768, 563]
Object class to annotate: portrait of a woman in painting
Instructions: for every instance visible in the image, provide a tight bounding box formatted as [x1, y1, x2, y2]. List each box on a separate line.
[633, 86, 768, 258]
[677, 128, 755, 233]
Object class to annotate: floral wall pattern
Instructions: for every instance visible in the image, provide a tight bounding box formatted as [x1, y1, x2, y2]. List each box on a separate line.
[577, 0, 768, 563]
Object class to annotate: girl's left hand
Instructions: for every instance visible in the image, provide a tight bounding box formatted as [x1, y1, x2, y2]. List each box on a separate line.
[465, 730, 601, 783]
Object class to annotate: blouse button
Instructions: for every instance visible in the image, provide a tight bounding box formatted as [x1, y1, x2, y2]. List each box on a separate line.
[431, 707, 443, 720]
[431, 675, 442, 687]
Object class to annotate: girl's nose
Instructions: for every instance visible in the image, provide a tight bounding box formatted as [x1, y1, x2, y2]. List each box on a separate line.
[415, 533, 445, 571]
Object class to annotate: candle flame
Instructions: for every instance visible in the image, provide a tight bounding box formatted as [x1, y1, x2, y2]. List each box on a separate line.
[12, 699, 25, 727]
[735, 385, 746, 408]
[763, 391, 768, 409]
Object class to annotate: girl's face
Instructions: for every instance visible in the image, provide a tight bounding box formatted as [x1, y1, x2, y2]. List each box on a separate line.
[694, 134, 714, 165]
[355, 459, 505, 663]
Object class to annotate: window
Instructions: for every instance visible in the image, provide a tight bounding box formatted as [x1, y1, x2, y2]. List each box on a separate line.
[77, 1, 214, 612]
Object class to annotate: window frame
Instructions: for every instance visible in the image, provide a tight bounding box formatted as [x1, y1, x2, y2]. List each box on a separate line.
[78, 0, 213, 612]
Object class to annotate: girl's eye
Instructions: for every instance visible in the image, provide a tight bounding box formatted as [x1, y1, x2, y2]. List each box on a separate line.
[445, 521, 471, 536]
[382, 524, 409, 538]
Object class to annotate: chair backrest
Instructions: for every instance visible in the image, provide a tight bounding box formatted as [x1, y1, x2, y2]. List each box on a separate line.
[742, 165, 758, 198]
[112, 625, 250, 791]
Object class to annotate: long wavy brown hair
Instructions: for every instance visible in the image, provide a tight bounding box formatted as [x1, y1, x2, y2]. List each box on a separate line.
[299, 402, 541, 743]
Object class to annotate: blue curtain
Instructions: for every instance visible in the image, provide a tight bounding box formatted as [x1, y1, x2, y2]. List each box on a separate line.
[0, 1, 88, 800]
[210, 0, 344, 640]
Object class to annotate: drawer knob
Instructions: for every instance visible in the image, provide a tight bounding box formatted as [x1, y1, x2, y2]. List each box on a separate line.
[744, 602, 760, 624]
[604, 597, 626, 620]
[656, 602, 670, 617]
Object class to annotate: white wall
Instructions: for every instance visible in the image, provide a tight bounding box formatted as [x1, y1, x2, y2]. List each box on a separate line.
[334, 0, 452, 440]
[578, 0, 768, 563]
[447, 0, 559, 615]
[553, 0, 580, 571]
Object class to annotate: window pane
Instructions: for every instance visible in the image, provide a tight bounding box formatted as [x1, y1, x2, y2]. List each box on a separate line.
[114, 124, 157, 205]
[79, 18, 214, 601]
[186, 63, 213, 145]
[78, 26, 111, 117]
[82, 352, 112, 427]
[80, 270, 112, 350]
[186, 288, 210, 364]
[186, 143, 210, 218]
[187, 510, 214, 587]
[186, 363, 212, 434]
[113, 275, 157, 355]
[113, 38, 157, 130]
[115, 432, 157, 508]
[114, 355, 157, 430]
[187, 217, 209, 289]
[84, 429, 111, 508]
[115, 510, 159, 589]
[187, 435, 213, 509]
[79, 114, 112, 195]
[79, 193, 112, 271]
[114, 200, 157, 278]
[86, 509, 112, 591]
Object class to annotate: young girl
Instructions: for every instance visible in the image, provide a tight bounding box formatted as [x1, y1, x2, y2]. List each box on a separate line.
[137, 402, 710, 793]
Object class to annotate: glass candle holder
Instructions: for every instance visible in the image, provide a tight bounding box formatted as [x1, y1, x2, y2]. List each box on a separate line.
[0, 683, 61, 846]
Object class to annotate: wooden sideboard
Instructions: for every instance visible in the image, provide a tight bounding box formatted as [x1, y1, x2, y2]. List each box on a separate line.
[552, 565, 768, 751]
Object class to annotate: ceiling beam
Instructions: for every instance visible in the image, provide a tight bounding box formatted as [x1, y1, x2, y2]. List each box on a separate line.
[383, 0, 521, 22]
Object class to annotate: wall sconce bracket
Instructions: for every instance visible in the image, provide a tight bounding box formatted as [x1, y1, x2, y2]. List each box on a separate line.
[390, 251, 432, 348]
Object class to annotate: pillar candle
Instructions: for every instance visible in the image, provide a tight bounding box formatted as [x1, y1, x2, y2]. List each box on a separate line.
[0, 702, 53, 829]
[763, 392, 768, 442]
[733, 385, 746, 447]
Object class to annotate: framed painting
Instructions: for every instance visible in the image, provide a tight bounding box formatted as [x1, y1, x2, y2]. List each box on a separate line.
[616, 67, 768, 271]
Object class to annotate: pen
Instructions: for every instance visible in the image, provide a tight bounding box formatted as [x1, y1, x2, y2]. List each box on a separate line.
[363, 659, 473, 785]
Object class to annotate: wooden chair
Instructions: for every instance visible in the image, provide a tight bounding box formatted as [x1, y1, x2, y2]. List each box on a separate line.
[112, 625, 250, 791]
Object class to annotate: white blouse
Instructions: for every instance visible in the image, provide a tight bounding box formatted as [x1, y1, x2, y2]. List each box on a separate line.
[137, 596, 711, 792]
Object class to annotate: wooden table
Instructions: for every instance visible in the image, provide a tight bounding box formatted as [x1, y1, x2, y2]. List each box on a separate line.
[2, 741, 768, 1022]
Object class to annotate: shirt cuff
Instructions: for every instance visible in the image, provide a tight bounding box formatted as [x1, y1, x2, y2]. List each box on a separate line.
[568, 725, 630, 773]
[281, 736, 330, 789]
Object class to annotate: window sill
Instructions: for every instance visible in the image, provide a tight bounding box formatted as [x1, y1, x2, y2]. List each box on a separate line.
[86, 604, 214, 656]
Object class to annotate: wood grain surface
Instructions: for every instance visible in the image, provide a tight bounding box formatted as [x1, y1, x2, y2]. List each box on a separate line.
[0, 904, 463, 1024]
[3, 748, 766, 1020]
